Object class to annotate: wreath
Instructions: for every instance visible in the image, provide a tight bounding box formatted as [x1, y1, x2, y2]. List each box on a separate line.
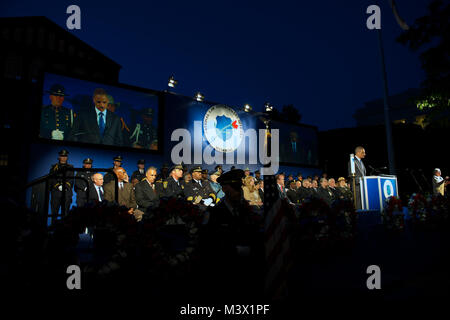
[382, 196, 404, 231]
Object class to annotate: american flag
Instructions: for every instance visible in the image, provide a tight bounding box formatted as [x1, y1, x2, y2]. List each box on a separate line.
[264, 174, 294, 300]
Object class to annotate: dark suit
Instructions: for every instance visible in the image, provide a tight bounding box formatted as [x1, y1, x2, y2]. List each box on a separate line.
[135, 179, 161, 213]
[311, 187, 319, 199]
[74, 170, 93, 207]
[286, 188, 299, 204]
[184, 179, 216, 204]
[40, 105, 72, 140]
[296, 186, 311, 202]
[49, 162, 74, 217]
[163, 177, 185, 199]
[337, 186, 353, 201]
[348, 156, 366, 181]
[103, 168, 117, 185]
[277, 184, 287, 200]
[258, 188, 264, 202]
[348, 156, 366, 209]
[68, 107, 123, 146]
[317, 186, 334, 207]
[88, 183, 105, 203]
[328, 186, 340, 201]
[131, 169, 146, 183]
[104, 181, 136, 209]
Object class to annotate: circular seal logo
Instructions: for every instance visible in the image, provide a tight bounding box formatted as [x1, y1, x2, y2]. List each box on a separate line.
[383, 180, 394, 198]
[203, 105, 244, 153]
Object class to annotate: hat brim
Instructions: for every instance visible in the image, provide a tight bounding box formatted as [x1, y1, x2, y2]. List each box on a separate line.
[46, 91, 69, 96]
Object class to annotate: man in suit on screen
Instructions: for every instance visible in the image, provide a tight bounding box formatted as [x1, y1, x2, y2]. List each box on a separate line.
[68, 88, 123, 146]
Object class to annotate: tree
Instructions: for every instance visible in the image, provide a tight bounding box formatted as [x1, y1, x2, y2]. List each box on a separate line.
[397, 0, 450, 128]
[281, 104, 302, 123]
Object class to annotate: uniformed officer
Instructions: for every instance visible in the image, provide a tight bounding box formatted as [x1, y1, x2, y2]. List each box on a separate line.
[74, 158, 94, 207]
[40, 84, 73, 140]
[49, 149, 74, 218]
[209, 170, 225, 203]
[156, 163, 169, 181]
[131, 159, 146, 183]
[130, 108, 158, 150]
[254, 170, 261, 182]
[201, 169, 209, 181]
[184, 166, 216, 208]
[104, 155, 123, 185]
[162, 164, 185, 199]
[215, 164, 223, 175]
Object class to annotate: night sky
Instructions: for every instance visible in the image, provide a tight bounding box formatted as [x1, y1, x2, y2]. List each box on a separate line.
[1, 0, 430, 130]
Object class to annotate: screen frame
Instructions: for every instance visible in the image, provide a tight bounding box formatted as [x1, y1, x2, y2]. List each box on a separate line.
[270, 119, 320, 168]
[35, 71, 165, 154]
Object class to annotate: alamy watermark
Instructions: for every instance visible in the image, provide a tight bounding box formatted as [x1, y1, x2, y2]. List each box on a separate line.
[170, 121, 280, 175]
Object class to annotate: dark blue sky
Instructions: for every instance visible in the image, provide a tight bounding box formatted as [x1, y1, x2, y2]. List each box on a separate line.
[1, 0, 430, 130]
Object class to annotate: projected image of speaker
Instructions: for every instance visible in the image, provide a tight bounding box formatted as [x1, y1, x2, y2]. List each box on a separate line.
[39, 72, 161, 151]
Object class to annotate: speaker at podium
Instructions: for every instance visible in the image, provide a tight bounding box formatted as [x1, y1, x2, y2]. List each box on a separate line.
[359, 175, 399, 212]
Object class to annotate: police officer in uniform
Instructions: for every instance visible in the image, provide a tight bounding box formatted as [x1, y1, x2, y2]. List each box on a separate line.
[131, 159, 146, 183]
[74, 158, 94, 207]
[104, 155, 123, 185]
[201, 169, 209, 181]
[184, 166, 217, 207]
[49, 149, 74, 218]
[157, 163, 169, 181]
[215, 164, 223, 175]
[40, 84, 73, 140]
[162, 164, 185, 199]
[130, 108, 158, 150]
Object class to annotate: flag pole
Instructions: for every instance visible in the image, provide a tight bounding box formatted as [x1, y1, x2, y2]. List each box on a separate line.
[376, 24, 396, 175]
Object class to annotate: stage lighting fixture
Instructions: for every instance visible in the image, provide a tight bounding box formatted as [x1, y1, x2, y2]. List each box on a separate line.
[264, 102, 273, 112]
[244, 104, 252, 112]
[195, 92, 204, 102]
[168, 75, 178, 88]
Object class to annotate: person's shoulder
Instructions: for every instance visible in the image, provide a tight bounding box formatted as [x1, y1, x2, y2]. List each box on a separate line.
[135, 179, 147, 188]
[108, 110, 121, 121]
[103, 181, 114, 189]
[124, 182, 134, 190]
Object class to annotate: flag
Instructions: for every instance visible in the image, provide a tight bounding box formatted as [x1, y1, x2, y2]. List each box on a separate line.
[388, 0, 410, 30]
[263, 174, 294, 300]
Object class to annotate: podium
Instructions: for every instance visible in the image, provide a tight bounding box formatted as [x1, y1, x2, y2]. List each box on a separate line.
[360, 175, 398, 212]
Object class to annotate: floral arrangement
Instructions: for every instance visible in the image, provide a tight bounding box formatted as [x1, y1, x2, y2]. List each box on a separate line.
[408, 193, 449, 226]
[408, 193, 428, 223]
[382, 196, 404, 231]
[427, 194, 449, 222]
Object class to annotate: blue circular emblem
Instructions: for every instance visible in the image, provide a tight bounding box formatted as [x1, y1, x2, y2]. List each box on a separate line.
[383, 180, 394, 198]
[203, 105, 244, 153]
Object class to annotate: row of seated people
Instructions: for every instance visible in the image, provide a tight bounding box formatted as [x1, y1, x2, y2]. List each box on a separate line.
[276, 174, 353, 207]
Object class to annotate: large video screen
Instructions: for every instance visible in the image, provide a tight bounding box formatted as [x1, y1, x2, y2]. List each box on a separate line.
[271, 120, 319, 166]
[39, 73, 160, 150]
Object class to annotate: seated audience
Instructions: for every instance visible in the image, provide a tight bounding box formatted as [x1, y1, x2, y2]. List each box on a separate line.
[242, 176, 263, 207]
